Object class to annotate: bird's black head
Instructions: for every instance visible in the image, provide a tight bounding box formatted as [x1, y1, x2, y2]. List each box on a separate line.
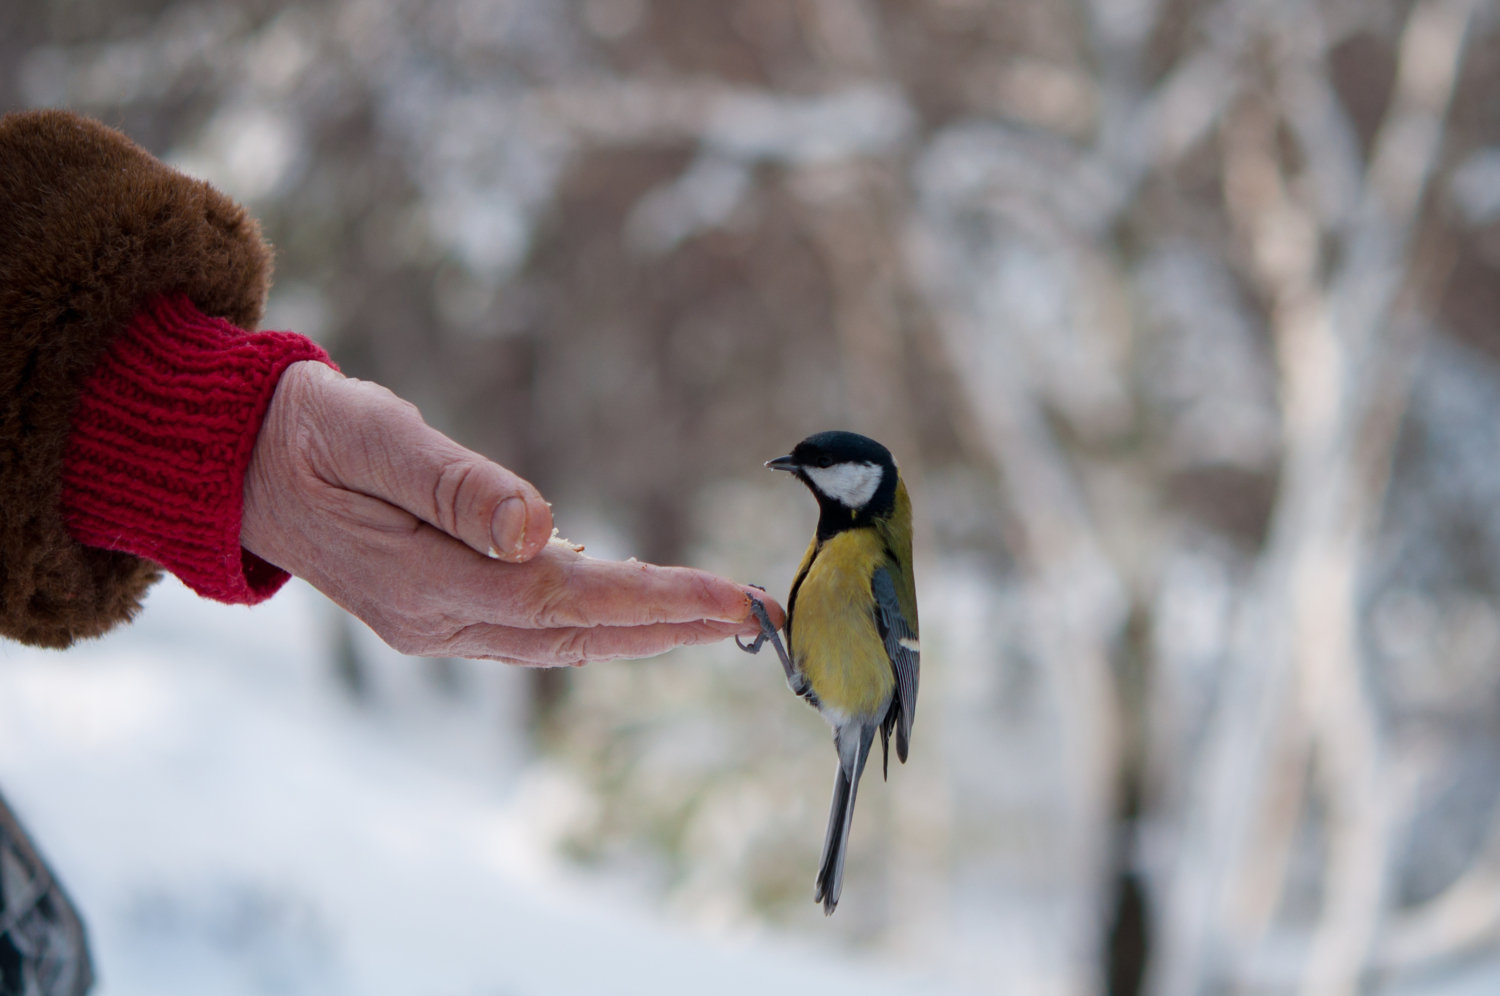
[767, 431, 898, 537]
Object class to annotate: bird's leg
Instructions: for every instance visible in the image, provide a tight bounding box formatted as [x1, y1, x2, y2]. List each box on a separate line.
[737, 595, 801, 691]
[734, 585, 773, 656]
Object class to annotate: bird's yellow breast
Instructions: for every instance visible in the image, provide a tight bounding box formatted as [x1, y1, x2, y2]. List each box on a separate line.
[788, 528, 895, 719]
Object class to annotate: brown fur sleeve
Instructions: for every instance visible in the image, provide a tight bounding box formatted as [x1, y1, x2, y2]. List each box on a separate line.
[0, 109, 273, 648]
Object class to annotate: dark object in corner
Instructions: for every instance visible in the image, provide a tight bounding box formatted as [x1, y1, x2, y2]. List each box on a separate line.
[0, 789, 93, 996]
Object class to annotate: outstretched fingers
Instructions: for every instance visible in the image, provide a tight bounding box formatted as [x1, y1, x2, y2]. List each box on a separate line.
[412, 534, 785, 630]
[311, 504, 785, 642]
[442, 618, 753, 665]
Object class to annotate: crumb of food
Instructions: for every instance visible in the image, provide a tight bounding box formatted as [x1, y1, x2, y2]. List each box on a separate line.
[547, 527, 585, 553]
[486, 546, 501, 559]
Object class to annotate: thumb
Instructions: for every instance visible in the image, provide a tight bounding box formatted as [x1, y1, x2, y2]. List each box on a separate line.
[304, 365, 555, 561]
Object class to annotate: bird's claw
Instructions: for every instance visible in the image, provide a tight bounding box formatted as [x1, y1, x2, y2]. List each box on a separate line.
[736, 588, 772, 654]
[735, 631, 766, 654]
[741, 595, 799, 688]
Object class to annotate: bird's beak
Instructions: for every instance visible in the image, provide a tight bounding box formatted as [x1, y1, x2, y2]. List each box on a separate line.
[765, 455, 798, 472]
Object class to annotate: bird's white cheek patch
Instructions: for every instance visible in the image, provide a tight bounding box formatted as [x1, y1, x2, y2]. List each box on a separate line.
[899, 637, 919, 653]
[804, 462, 883, 509]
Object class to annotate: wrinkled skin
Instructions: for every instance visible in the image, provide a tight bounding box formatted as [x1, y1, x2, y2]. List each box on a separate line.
[242, 361, 784, 666]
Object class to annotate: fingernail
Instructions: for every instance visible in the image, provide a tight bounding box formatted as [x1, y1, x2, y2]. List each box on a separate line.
[491, 497, 528, 556]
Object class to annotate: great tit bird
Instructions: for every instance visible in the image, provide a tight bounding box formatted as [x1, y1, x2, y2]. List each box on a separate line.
[740, 431, 919, 916]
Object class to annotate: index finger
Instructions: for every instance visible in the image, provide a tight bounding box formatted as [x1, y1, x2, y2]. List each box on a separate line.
[323, 514, 787, 631]
[473, 540, 787, 630]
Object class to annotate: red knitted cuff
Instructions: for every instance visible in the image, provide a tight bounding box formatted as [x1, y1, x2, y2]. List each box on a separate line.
[60, 294, 333, 605]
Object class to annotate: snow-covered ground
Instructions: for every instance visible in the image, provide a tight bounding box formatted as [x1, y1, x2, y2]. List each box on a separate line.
[0, 577, 960, 996]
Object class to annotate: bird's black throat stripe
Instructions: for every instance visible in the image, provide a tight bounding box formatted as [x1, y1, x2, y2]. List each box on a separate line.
[809, 471, 898, 543]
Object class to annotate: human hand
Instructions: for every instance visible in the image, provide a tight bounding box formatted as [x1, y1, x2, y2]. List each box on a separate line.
[240, 361, 785, 665]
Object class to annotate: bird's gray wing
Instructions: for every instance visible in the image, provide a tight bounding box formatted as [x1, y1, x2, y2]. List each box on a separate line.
[871, 565, 918, 761]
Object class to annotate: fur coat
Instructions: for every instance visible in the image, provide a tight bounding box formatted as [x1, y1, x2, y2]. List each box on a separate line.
[0, 109, 273, 648]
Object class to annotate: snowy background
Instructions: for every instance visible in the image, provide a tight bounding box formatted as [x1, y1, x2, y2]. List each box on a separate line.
[0, 576, 961, 996]
[6, 0, 1500, 993]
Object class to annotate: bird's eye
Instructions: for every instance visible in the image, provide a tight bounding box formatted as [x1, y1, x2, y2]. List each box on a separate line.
[817, 455, 834, 468]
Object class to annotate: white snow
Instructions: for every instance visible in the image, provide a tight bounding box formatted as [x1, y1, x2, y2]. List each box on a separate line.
[0, 577, 960, 996]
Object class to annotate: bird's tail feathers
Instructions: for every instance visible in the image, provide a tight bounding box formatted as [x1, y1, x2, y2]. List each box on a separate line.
[814, 724, 875, 916]
[880, 699, 904, 780]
